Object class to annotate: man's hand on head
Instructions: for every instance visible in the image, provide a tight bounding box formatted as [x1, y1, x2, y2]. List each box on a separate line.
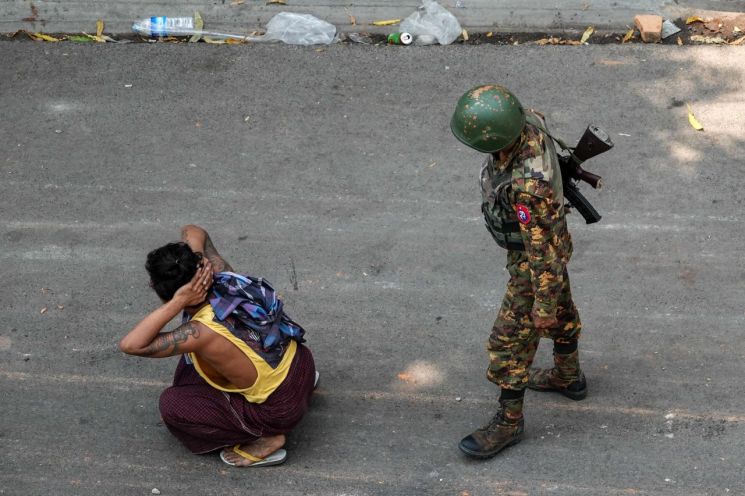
[173, 260, 214, 308]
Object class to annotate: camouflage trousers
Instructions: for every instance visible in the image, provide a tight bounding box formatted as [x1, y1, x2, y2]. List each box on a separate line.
[487, 250, 582, 390]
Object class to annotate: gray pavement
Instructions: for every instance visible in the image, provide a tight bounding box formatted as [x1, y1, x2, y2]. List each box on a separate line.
[2, 0, 745, 35]
[1, 41, 745, 495]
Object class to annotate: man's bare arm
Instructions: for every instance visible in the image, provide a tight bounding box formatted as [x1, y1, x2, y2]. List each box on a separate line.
[203, 234, 233, 272]
[119, 262, 213, 358]
[181, 224, 233, 272]
[138, 322, 204, 358]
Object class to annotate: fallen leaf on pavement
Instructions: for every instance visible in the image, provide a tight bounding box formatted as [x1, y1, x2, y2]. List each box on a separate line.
[397, 372, 413, 383]
[68, 34, 93, 42]
[461, 28, 469, 41]
[730, 35, 745, 45]
[225, 38, 246, 44]
[189, 11, 203, 43]
[686, 16, 705, 24]
[231, 0, 245, 5]
[677, 36, 683, 45]
[267, 0, 287, 4]
[690, 34, 726, 44]
[372, 19, 400, 26]
[486, 31, 493, 37]
[96, 19, 104, 37]
[536, 36, 581, 45]
[32, 32, 60, 42]
[40, 307, 48, 314]
[580, 26, 594, 43]
[622, 28, 634, 43]
[703, 19, 723, 32]
[203, 36, 225, 44]
[348, 14, 356, 26]
[686, 104, 704, 131]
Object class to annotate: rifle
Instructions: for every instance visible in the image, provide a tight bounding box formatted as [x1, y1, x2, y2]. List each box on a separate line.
[557, 125, 614, 224]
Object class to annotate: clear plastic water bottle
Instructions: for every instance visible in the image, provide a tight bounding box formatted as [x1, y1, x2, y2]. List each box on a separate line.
[132, 16, 196, 37]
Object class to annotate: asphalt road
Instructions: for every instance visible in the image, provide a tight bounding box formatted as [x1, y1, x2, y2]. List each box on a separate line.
[1, 42, 744, 496]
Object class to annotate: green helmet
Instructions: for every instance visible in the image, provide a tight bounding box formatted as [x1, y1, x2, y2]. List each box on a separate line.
[450, 85, 526, 153]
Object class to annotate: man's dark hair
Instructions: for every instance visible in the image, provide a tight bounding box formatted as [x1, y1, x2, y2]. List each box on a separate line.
[145, 242, 202, 301]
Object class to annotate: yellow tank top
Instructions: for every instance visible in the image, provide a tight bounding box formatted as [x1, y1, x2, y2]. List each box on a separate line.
[188, 305, 297, 404]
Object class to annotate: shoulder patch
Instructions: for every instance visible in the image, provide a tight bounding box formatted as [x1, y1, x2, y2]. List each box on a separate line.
[516, 204, 531, 224]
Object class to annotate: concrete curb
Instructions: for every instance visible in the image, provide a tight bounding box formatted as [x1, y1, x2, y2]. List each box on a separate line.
[2, 1, 743, 37]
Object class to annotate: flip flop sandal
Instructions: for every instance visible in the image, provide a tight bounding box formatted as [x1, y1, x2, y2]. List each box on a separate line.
[219, 445, 287, 467]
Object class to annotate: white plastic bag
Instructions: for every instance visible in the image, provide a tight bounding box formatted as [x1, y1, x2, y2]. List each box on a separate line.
[262, 12, 336, 45]
[400, 0, 462, 45]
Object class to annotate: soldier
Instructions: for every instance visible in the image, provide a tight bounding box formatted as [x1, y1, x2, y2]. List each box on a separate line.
[451, 85, 587, 458]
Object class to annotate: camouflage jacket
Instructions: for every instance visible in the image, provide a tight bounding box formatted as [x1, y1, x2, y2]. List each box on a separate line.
[480, 110, 573, 320]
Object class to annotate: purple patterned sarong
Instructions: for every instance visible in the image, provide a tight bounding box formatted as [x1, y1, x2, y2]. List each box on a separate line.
[158, 344, 316, 454]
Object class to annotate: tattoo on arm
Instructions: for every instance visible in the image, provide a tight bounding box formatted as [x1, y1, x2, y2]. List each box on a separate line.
[204, 235, 233, 272]
[142, 323, 201, 356]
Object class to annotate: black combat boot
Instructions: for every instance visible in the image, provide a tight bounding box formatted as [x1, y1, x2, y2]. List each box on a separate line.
[527, 342, 587, 401]
[458, 394, 524, 459]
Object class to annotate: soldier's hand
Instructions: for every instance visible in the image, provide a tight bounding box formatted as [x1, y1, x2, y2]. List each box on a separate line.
[533, 315, 558, 329]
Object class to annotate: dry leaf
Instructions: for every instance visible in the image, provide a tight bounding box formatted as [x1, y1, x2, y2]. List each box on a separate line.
[372, 19, 400, 26]
[622, 28, 634, 43]
[461, 28, 469, 41]
[703, 19, 723, 32]
[96, 19, 104, 37]
[486, 31, 493, 37]
[690, 34, 726, 44]
[8, 30, 34, 39]
[203, 36, 225, 44]
[40, 307, 48, 314]
[225, 37, 246, 44]
[189, 11, 203, 43]
[686, 16, 705, 24]
[315, 47, 326, 52]
[267, 0, 287, 4]
[231, 0, 245, 5]
[397, 372, 413, 383]
[677, 35, 683, 45]
[535, 36, 580, 46]
[84, 31, 107, 43]
[730, 35, 745, 45]
[580, 26, 595, 43]
[348, 14, 356, 26]
[32, 32, 61, 42]
[686, 104, 704, 131]
[734, 26, 742, 33]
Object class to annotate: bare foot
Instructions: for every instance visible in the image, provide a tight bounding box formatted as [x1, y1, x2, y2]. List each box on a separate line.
[221, 434, 286, 467]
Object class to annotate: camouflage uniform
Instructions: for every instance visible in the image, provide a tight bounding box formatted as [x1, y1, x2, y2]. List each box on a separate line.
[480, 111, 582, 391]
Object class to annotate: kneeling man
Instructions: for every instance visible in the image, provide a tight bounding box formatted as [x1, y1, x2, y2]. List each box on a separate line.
[119, 225, 316, 467]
